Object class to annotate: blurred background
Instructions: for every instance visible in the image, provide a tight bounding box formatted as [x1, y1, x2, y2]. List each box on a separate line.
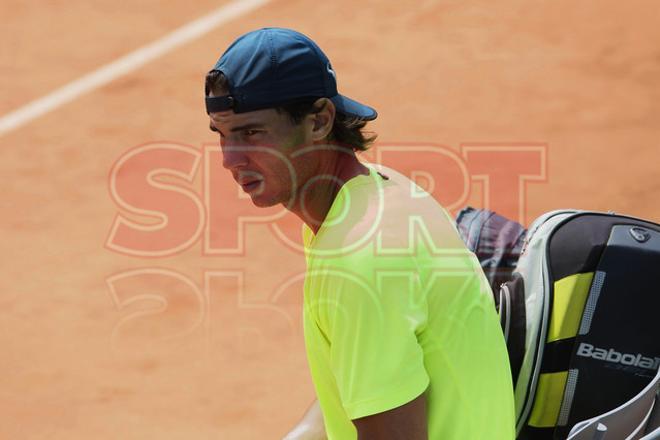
[1, 0, 659, 438]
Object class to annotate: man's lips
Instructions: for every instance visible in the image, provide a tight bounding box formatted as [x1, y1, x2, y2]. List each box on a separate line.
[236, 170, 264, 193]
[239, 179, 262, 192]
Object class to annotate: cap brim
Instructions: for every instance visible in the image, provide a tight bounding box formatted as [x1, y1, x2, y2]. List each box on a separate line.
[330, 94, 378, 121]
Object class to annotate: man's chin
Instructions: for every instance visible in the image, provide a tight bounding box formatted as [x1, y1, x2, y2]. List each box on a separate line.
[248, 194, 277, 208]
[250, 194, 295, 210]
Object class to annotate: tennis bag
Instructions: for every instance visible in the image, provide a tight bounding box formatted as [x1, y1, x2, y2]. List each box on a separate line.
[498, 210, 660, 440]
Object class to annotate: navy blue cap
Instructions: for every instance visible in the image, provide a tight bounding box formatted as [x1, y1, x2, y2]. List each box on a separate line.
[205, 28, 377, 121]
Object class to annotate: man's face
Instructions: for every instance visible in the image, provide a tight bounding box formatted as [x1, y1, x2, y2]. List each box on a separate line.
[209, 107, 315, 208]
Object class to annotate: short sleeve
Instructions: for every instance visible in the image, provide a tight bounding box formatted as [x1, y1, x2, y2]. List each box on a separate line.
[311, 266, 430, 420]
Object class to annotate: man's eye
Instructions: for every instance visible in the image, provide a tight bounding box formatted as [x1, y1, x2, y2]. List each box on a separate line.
[243, 129, 260, 137]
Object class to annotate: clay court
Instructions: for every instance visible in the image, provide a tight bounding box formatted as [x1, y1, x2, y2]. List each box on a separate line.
[2, 0, 659, 438]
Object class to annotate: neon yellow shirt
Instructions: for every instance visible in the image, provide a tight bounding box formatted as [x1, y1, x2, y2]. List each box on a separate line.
[302, 164, 515, 439]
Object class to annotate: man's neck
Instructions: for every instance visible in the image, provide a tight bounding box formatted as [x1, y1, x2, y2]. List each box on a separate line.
[289, 150, 369, 235]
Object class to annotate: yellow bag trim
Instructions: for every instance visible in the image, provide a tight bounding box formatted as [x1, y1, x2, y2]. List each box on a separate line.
[548, 272, 594, 342]
[528, 371, 569, 427]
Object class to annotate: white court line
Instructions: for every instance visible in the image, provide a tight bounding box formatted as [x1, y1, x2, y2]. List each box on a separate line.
[0, 0, 271, 137]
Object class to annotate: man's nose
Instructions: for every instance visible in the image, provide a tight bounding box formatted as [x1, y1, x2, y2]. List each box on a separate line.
[221, 145, 250, 170]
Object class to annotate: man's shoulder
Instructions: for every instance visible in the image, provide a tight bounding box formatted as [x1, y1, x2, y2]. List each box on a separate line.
[312, 164, 467, 260]
[366, 164, 467, 251]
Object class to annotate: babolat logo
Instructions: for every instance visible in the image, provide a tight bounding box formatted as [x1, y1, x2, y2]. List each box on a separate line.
[577, 343, 660, 370]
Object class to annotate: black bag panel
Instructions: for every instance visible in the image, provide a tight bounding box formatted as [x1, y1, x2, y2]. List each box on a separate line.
[518, 425, 554, 440]
[539, 338, 575, 374]
[548, 213, 660, 281]
[558, 224, 660, 435]
[500, 273, 527, 386]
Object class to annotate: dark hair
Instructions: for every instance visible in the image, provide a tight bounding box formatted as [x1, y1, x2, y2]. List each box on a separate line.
[205, 70, 377, 151]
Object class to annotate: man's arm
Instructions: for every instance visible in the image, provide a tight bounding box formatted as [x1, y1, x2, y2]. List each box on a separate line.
[282, 399, 326, 440]
[352, 392, 427, 440]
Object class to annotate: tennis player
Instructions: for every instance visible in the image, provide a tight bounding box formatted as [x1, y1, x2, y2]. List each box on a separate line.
[204, 27, 515, 440]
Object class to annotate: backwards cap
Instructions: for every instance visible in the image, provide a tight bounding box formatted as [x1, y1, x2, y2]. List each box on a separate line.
[205, 27, 377, 121]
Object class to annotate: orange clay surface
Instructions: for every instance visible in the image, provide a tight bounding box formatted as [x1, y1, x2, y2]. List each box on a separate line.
[1, 1, 659, 438]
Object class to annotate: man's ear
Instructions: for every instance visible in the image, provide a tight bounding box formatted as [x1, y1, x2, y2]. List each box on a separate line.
[309, 98, 336, 142]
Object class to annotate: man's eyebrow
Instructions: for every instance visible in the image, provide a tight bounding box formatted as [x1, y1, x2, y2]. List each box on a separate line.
[209, 122, 266, 135]
[230, 123, 266, 132]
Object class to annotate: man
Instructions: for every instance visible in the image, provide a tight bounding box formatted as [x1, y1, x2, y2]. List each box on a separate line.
[205, 27, 515, 440]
